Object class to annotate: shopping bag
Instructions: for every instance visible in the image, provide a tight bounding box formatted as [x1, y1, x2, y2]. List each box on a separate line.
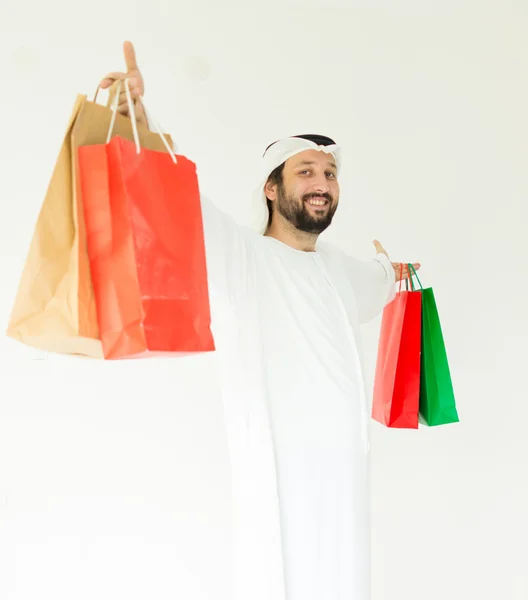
[71, 84, 175, 353]
[6, 84, 173, 358]
[78, 79, 215, 359]
[6, 93, 102, 357]
[411, 265, 459, 426]
[372, 264, 422, 429]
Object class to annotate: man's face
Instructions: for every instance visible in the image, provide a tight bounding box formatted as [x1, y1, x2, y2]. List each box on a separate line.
[269, 150, 340, 234]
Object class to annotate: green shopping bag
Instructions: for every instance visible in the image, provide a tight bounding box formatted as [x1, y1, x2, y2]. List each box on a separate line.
[407, 265, 459, 426]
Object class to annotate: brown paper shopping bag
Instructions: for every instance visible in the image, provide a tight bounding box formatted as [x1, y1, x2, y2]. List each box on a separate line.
[6, 84, 173, 358]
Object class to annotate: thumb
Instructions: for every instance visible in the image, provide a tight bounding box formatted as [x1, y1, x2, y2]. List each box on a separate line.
[373, 239, 387, 256]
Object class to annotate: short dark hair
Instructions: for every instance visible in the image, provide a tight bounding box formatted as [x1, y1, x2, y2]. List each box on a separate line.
[265, 162, 285, 231]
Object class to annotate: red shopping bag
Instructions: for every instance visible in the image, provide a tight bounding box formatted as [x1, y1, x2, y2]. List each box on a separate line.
[372, 265, 422, 428]
[78, 118, 214, 359]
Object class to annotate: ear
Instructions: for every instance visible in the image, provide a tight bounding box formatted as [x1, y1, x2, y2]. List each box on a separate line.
[264, 179, 278, 201]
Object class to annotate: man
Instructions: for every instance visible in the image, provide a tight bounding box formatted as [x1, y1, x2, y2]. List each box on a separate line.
[100, 41, 420, 600]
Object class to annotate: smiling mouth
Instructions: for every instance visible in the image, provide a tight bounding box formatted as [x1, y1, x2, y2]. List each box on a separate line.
[305, 197, 330, 207]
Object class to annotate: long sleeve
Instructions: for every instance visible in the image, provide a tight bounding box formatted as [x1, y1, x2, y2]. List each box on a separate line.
[199, 194, 251, 300]
[344, 252, 396, 324]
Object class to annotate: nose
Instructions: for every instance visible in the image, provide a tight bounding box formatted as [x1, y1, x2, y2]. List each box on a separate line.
[311, 174, 330, 195]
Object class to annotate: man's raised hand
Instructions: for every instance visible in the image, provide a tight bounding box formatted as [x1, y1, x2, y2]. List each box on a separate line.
[99, 40, 146, 125]
[373, 239, 421, 283]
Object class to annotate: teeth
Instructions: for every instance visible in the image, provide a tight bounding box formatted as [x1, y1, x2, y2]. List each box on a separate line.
[307, 200, 326, 205]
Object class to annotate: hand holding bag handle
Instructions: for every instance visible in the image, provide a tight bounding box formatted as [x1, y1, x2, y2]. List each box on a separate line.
[104, 78, 177, 163]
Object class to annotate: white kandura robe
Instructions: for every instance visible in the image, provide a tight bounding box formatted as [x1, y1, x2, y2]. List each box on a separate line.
[200, 195, 395, 600]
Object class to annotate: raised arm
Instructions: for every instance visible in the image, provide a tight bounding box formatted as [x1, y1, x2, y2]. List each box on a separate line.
[97, 41, 249, 297]
[344, 250, 396, 324]
[346, 240, 421, 324]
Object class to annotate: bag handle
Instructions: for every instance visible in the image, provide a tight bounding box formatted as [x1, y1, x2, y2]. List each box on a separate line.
[398, 263, 414, 293]
[405, 263, 423, 291]
[96, 78, 177, 164]
[397, 262, 424, 292]
[93, 85, 105, 104]
[404, 263, 414, 292]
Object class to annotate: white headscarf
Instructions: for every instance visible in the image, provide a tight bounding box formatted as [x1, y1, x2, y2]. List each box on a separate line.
[251, 134, 342, 232]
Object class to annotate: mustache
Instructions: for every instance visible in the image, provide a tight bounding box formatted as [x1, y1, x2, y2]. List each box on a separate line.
[302, 192, 334, 203]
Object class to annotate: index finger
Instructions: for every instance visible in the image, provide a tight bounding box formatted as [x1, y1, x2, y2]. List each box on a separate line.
[123, 40, 139, 72]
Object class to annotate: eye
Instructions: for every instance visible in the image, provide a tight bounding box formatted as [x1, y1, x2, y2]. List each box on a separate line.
[326, 172, 337, 179]
[299, 170, 310, 175]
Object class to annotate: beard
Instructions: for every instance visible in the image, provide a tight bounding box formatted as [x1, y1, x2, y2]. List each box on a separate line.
[275, 183, 338, 234]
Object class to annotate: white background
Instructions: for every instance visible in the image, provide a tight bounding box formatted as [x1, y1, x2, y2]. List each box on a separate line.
[1, 1, 527, 599]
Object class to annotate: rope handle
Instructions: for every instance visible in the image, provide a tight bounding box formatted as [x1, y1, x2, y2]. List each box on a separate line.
[94, 79, 177, 163]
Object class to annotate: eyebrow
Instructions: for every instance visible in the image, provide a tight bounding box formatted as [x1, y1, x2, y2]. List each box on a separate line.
[296, 160, 337, 170]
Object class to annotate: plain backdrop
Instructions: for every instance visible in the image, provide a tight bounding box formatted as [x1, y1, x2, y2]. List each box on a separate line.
[1, 1, 527, 599]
